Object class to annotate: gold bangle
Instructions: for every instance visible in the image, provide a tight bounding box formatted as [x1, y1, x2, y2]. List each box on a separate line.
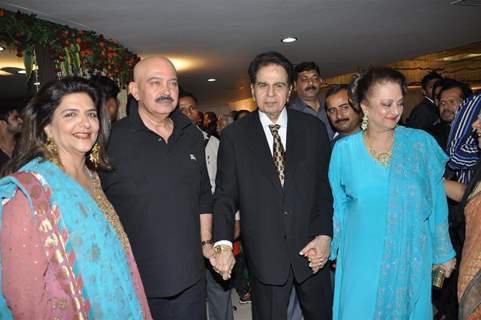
[214, 244, 232, 254]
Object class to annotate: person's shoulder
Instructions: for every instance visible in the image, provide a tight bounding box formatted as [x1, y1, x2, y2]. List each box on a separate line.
[397, 126, 438, 146]
[334, 131, 361, 150]
[222, 112, 254, 137]
[288, 96, 303, 110]
[209, 134, 220, 145]
[398, 125, 428, 137]
[288, 108, 324, 128]
[110, 117, 131, 136]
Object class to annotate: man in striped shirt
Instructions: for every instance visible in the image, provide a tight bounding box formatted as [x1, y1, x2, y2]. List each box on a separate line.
[447, 93, 481, 184]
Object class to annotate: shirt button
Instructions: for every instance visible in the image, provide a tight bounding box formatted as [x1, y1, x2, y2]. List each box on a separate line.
[283, 211, 288, 216]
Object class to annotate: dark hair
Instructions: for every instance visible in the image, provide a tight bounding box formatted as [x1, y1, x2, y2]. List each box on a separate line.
[421, 71, 443, 91]
[179, 90, 198, 105]
[0, 105, 21, 122]
[432, 79, 445, 101]
[325, 84, 361, 114]
[233, 109, 250, 121]
[3, 77, 111, 175]
[248, 51, 294, 86]
[325, 84, 349, 101]
[437, 78, 473, 102]
[295, 62, 320, 78]
[89, 75, 120, 100]
[204, 111, 218, 137]
[348, 67, 407, 111]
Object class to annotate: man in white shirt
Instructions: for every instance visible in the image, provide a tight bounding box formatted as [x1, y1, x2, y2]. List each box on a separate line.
[178, 92, 232, 320]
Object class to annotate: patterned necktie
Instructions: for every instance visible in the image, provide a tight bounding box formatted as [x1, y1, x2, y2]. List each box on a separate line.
[269, 124, 285, 185]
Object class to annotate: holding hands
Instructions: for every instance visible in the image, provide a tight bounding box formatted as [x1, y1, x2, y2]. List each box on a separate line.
[299, 235, 331, 273]
[210, 244, 236, 280]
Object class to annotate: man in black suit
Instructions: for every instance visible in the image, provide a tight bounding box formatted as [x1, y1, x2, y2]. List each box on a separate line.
[407, 71, 443, 131]
[212, 52, 333, 320]
[101, 56, 214, 320]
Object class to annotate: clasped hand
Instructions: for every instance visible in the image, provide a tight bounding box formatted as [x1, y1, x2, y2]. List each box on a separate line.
[299, 235, 331, 273]
[208, 247, 235, 280]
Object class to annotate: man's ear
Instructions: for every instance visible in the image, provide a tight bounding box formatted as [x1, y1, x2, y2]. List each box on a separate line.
[129, 82, 140, 101]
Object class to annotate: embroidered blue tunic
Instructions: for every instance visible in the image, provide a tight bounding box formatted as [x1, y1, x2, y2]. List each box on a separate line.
[329, 126, 455, 319]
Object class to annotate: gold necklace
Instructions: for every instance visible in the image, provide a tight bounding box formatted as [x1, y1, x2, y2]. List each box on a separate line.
[363, 132, 393, 167]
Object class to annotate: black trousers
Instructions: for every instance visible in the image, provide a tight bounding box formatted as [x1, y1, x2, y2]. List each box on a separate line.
[148, 278, 207, 320]
[251, 267, 332, 320]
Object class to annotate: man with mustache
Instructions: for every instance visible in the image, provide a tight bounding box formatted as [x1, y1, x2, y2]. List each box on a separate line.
[289, 62, 334, 140]
[101, 56, 214, 319]
[324, 84, 361, 143]
[429, 78, 472, 151]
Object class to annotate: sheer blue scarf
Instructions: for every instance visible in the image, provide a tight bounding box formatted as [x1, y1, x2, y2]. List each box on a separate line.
[374, 127, 453, 318]
[0, 158, 144, 319]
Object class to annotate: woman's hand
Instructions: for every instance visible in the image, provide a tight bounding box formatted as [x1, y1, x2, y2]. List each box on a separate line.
[434, 258, 457, 278]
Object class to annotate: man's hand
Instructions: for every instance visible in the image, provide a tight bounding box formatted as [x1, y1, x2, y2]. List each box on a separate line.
[202, 243, 216, 266]
[212, 247, 235, 280]
[299, 235, 331, 273]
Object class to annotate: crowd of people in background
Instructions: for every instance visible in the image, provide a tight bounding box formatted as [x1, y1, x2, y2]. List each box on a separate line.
[0, 51, 481, 320]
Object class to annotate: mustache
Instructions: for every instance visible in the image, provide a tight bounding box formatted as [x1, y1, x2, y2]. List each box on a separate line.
[304, 85, 318, 91]
[155, 95, 174, 103]
[335, 118, 349, 124]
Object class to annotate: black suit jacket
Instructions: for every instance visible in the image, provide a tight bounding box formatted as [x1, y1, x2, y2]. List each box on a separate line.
[213, 109, 333, 285]
[407, 97, 439, 131]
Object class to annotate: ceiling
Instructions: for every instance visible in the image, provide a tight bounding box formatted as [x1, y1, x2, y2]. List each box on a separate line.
[1, 0, 481, 106]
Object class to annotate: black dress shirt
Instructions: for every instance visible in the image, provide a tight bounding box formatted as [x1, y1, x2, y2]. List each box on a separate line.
[100, 106, 212, 298]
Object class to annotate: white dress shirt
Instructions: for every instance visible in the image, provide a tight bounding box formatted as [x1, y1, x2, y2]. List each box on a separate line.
[215, 107, 288, 249]
[258, 107, 288, 154]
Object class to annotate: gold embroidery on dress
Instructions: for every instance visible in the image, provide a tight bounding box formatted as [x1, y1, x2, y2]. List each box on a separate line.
[90, 173, 131, 253]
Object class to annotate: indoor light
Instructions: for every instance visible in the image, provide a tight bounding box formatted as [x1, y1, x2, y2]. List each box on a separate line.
[281, 36, 298, 43]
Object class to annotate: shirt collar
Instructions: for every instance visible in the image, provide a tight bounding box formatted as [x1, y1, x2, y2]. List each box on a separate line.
[128, 104, 192, 133]
[424, 96, 435, 104]
[258, 106, 288, 128]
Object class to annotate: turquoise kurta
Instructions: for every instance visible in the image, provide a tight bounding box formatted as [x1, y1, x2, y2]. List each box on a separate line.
[329, 127, 455, 319]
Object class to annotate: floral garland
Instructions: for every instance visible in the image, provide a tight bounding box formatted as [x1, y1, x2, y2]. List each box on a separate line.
[0, 8, 139, 87]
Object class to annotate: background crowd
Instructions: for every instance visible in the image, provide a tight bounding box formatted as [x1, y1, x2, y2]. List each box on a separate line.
[0, 52, 480, 320]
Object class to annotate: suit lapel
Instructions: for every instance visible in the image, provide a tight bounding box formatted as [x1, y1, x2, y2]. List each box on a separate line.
[283, 109, 303, 194]
[245, 111, 283, 194]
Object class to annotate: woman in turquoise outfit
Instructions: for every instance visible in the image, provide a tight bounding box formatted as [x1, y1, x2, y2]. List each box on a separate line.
[329, 67, 456, 319]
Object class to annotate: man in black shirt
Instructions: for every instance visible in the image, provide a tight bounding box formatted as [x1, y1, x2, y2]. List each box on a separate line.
[100, 56, 213, 320]
[0, 106, 23, 170]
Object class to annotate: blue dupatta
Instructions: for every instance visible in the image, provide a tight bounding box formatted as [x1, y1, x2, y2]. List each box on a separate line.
[373, 127, 455, 318]
[0, 158, 145, 319]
